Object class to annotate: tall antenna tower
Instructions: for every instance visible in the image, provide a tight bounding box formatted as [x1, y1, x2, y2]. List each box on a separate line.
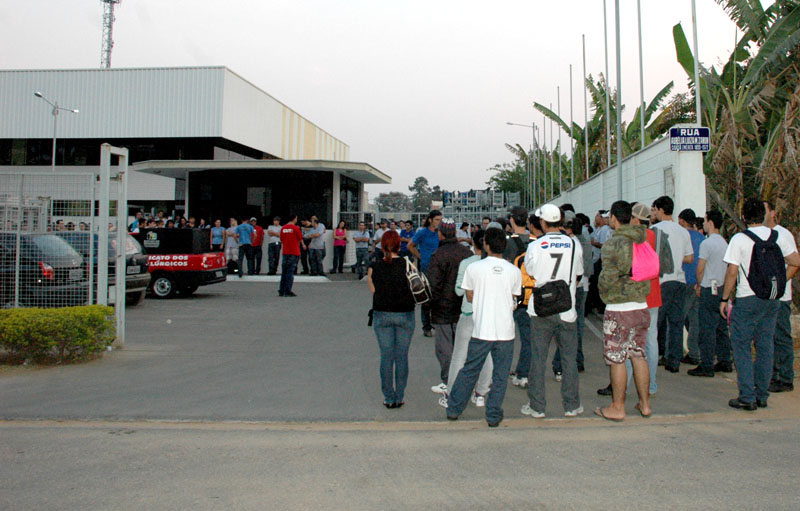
[101, 0, 122, 68]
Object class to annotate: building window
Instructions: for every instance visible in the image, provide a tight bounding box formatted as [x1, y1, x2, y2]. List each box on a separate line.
[340, 175, 360, 213]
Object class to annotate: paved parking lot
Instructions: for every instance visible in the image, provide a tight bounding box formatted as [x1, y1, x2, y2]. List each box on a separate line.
[0, 277, 790, 422]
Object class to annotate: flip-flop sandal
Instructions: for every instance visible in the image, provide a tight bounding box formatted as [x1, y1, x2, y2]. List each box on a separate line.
[635, 404, 652, 418]
[594, 407, 624, 422]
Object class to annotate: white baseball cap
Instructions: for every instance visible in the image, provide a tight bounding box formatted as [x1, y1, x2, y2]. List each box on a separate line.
[535, 204, 562, 223]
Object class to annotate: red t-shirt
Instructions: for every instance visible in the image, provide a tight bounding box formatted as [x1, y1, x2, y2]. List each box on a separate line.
[645, 228, 662, 309]
[251, 226, 265, 247]
[280, 224, 303, 256]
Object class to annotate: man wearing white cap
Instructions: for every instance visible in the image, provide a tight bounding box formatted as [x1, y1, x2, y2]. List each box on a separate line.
[523, 204, 584, 418]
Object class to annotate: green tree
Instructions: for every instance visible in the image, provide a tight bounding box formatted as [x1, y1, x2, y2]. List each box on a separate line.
[408, 176, 442, 211]
[374, 191, 411, 212]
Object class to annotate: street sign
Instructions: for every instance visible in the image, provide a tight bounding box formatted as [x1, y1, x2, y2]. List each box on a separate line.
[670, 127, 710, 152]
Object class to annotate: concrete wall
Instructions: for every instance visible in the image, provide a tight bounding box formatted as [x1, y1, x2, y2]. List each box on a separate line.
[545, 130, 706, 217]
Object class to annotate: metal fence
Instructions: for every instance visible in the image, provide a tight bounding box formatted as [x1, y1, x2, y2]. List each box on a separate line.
[0, 144, 130, 344]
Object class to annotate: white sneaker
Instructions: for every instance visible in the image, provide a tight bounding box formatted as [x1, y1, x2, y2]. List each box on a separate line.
[564, 405, 584, 417]
[521, 403, 545, 418]
[554, 372, 563, 382]
[511, 376, 529, 388]
[471, 391, 486, 407]
[431, 383, 448, 394]
[438, 394, 449, 408]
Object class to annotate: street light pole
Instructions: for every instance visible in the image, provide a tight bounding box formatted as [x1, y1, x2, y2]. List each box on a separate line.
[507, 121, 538, 208]
[34, 92, 79, 171]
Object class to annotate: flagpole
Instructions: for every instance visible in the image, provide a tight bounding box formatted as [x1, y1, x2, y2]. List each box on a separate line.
[557, 86, 562, 195]
[637, 0, 645, 150]
[582, 34, 589, 180]
[615, 0, 623, 199]
[691, 0, 702, 126]
[569, 64, 575, 188]
[603, 0, 612, 166]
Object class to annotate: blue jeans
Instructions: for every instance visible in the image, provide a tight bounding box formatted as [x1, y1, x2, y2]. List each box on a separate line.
[447, 338, 514, 424]
[660, 281, 685, 367]
[373, 311, 415, 405]
[252, 245, 263, 274]
[238, 244, 254, 276]
[730, 296, 780, 404]
[278, 254, 299, 294]
[513, 307, 532, 377]
[626, 307, 659, 395]
[553, 287, 587, 373]
[698, 287, 731, 370]
[354, 248, 369, 278]
[309, 248, 324, 275]
[683, 283, 700, 358]
[267, 243, 281, 274]
[772, 301, 794, 384]
[332, 245, 345, 272]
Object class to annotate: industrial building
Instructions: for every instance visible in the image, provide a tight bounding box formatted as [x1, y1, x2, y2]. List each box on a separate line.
[0, 66, 389, 225]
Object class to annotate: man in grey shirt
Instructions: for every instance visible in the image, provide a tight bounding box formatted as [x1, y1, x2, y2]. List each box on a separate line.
[266, 216, 282, 275]
[352, 221, 370, 279]
[688, 210, 731, 377]
[308, 217, 326, 276]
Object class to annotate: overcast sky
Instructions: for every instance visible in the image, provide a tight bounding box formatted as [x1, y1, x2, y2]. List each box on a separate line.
[1, 0, 750, 199]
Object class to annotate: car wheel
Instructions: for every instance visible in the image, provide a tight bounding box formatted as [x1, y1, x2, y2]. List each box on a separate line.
[151, 275, 176, 299]
[178, 284, 199, 296]
[126, 289, 146, 305]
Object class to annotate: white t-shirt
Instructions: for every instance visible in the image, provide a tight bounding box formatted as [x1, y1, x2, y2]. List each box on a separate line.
[373, 228, 387, 249]
[266, 225, 282, 245]
[651, 220, 693, 283]
[698, 233, 728, 288]
[775, 225, 797, 302]
[524, 232, 584, 322]
[457, 228, 471, 247]
[591, 225, 613, 263]
[723, 225, 798, 299]
[461, 256, 522, 341]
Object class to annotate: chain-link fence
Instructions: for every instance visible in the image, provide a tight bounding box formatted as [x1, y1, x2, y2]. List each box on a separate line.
[0, 172, 103, 309]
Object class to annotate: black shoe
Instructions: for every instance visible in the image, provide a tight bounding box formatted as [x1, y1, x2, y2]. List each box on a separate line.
[769, 380, 794, 393]
[446, 414, 459, 421]
[394, 401, 404, 409]
[714, 362, 733, 373]
[487, 419, 502, 428]
[597, 384, 612, 396]
[687, 366, 715, 377]
[285, 291, 297, 297]
[383, 401, 395, 409]
[577, 364, 585, 373]
[665, 363, 680, 373]
[423, 329, 434, 338]
[301, 271, 309, 275]
[681, 355, 700, 365]
[757, 399, 768, 408]
[728, 398, 757, 411]
[657, 357, 666, 367]
[278, 292, 284, 297]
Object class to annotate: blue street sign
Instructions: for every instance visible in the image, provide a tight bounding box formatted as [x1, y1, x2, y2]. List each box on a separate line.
[670, 127, 710, 152]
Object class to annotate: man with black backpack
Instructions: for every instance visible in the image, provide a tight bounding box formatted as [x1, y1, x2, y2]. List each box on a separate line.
[720, 198, 800, 410]
[503, 206, 534, 389]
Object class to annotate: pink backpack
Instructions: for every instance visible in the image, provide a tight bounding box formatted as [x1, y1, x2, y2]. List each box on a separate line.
[631, 241, 659, 282]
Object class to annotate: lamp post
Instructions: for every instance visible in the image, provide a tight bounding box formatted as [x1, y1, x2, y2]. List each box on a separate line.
[34, 92, 79, 171]
[507, 122, 536, 209]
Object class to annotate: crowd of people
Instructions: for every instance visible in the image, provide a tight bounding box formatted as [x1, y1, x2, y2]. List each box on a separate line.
[367, 197, 799, 426]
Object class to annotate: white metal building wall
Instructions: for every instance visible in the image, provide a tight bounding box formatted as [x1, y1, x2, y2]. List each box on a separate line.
[546, 133, 706, 217]
[0, 66, 350, 160]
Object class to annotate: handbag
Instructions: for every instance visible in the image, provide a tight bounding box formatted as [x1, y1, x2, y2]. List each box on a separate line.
[531, 239, 574, 317]
[404, 256, 432, 305]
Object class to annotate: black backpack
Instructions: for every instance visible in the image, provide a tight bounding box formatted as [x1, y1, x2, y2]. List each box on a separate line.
[741, 229, 786, 300]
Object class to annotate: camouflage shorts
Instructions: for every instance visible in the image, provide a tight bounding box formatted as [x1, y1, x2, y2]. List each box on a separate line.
[602, 308, 651, 365]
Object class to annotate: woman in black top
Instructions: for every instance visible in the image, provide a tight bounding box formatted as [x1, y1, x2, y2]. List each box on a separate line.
[368, 230, 416, 409]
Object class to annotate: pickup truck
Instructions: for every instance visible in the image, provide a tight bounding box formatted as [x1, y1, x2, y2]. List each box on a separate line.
[134, 228, 227, 298]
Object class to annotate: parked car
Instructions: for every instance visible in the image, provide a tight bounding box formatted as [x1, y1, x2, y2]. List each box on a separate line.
[133, 228, 227, 298]
[0, 232, 89, 307]
[55, 232, 151, 306]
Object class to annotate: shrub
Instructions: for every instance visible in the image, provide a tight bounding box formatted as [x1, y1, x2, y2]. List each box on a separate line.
[0, 305, 115, 363]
